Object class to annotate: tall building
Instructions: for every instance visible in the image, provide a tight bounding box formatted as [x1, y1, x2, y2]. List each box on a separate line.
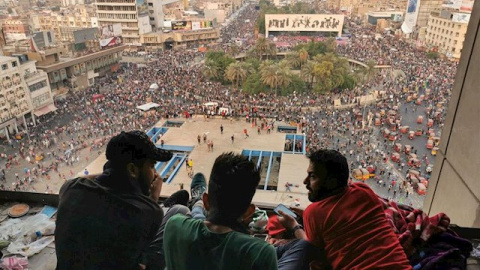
[425, 10, 469, 59]
[95, 0, 152, 45]
[416, 0, 442, 28]
[0, 56, 35, 139]
[2, 18, 31, 41]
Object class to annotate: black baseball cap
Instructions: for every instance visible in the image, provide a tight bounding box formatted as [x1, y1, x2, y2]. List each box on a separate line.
[106, 130, 173, 163]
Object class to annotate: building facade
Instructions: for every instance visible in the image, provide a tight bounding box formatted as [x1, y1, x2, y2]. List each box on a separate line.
[2, 18, 31, 41]
[425, 11, 469, 59]
[32, 45, 126, 97]
[417, 0, 443, 28]
[95, 0, 152, 45]
[32, 6, 98, 42]
[0, 56, 34, 140]
[141, 28, 219, 50]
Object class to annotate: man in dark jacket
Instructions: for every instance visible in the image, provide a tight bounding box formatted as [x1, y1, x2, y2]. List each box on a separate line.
[55, 130, 173, 270]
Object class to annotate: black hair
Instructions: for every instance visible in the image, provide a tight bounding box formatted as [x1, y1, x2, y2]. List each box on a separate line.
[207, 152, 260, 232]
[308, 149, 349, 188]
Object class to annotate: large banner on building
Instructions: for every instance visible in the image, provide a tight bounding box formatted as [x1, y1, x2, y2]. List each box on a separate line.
[172, 21, 192, 31]
[452, 12, 471, 23]
[100, 36, 122, 48]
[459, 0, 473, 12]
[191, 21, 213, 30]
[99, 23, 122, 39]
[401, 0, 420, 34]
[264, 14, 344, 36]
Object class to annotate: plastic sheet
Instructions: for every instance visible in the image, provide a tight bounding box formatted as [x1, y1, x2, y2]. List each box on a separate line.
[3, 214, 55, 257]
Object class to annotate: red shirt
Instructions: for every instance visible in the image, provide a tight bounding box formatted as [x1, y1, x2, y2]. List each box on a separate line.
[304, 183, 412, 270]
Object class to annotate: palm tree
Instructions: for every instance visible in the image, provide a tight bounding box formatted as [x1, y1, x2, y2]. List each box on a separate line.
[266, 43, 277, 60]
[254, 38, 270, 60]
[276, 66, 292, 91]
[260, 62, 280, 94]
[203, 63, 221, 80]
[225, 62, 252, 89]
[362, 60, 377, 82]
[298, 49, 309, 68]
[301, 60, 316, 90]
[286, 51, 301, 69]
[227, 44, 240, 57]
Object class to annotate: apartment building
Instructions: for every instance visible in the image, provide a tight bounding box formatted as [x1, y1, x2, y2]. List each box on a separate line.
[0, 56, 34, 139]
[32, 5, 99, 42]
[425, 10, 469, 59]
[2, 18, 31, 41]
[95, 0, 152, 45]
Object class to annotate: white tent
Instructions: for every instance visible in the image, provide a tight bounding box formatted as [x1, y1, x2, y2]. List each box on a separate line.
[136, 102, 160, 111]
[150, 83, 159, 90]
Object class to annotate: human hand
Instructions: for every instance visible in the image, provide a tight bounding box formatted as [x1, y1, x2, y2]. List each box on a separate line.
[149, 174, 163, 201]
[278, 210, 299, 231]
[290, 207, 304, 219]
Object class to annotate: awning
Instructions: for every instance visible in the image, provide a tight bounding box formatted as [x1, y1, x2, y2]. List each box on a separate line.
[136, 102, 160, 111]
[34, 104, 57, 117]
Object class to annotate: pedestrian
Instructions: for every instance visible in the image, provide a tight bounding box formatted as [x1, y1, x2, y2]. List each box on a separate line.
[84, 169, 89, 176]
[231, 134, 235, 144]
[197, 135, 201, 144]
[220, 125, 223, 134]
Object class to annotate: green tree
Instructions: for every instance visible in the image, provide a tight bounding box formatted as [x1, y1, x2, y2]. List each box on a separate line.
[254, 38, 271, 60]
[301, 60, 316, 90]
[225, 62, 253, 89]
[203, 62, 221, 80]
[286, 51, 302, 69]
[204, 51, 235, 84]
[361, 60, 377, 82]
[226, 44, 241, 57]
[280, 74, 306, 95]
[426, 51, 439, 59]
[242, 72, 265, 94]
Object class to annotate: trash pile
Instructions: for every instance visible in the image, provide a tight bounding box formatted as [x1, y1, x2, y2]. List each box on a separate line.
[0, 204, 57, 270]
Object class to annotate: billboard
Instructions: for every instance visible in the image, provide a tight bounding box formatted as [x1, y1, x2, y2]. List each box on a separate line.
[99, 23, 122, 39]
[192, 21, 213, 30]
[392, 13, 404, 22]
[264, 14, 345, 36]
[442, 0, 462, 9]
[136, 0, 148, 16]
[172, 21, 192, 30]
[452, 12, 471, 23]
[100, 36, 122, 48]
[73, 28, 98, 44]
[401, 0, 420, 34]
[459, 0, 473, 12]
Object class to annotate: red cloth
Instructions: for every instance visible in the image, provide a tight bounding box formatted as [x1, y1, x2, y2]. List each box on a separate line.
[267, 215, 286, 237]
[379, 198, 450, 257]
[304, 183, 412, 270]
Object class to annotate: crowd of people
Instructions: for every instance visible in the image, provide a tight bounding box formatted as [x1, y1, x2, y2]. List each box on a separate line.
[0, 4, 457, 208]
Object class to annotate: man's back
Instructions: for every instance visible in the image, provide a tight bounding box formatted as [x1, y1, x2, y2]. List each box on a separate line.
[304, 183, 411, 270]
[55, 175, 163, 270]
[164, 214, 277, 270]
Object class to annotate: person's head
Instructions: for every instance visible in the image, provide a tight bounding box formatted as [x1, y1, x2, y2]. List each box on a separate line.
[304, 149, 349, 202]
[105, 130, 173, 195]
[203, 152, 260, 231]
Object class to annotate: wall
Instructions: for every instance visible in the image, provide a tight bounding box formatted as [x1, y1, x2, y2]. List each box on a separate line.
[423, 0, 480, 228]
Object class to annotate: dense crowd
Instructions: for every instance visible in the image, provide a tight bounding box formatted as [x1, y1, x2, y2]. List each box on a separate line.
[0, 5, 458, 207]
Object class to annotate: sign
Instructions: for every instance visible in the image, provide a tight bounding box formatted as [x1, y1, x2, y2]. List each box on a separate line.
[192, 21, 213, 30]
[392, 13, 403, 22]
[172, 21, 192, 30]
[459, 0, 473, 12]
[452, 13, 471, 23]
[100, 36, 122, 48]
[99, 23, 122, 39]
[442, 0, 462, 9]
[265, 14, 345, 36]
[401, 0, 420, 34]
[136, 0, 148, 16]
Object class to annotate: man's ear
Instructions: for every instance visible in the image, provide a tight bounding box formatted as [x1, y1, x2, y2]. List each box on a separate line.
[202, 193, 210, 211]
[126, 163, 138, 179]
[241, 203, 255, 221]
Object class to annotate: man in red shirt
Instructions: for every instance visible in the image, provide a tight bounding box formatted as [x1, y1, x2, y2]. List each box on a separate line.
[279, 149, 412, 270]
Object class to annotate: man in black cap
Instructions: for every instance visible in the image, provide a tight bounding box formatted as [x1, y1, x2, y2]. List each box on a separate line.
[55, 130, 173, 270]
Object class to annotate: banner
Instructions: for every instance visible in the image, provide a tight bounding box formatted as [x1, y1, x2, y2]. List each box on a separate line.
[172, 21, 192, 31]
[99, 23, 122, 39]
[401, 0, 420, 34]
[191, 21, 213, 30]
[265, 14, 344, 33]
[452, 12, 471, 23]
[100, 36, 122, 47]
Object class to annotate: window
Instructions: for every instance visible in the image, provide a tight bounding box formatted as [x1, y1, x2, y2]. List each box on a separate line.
[1, 64, 7, 70]
[28, 80, 48, 92]
[11, 61, 17, 67]
[452, 48, 456, 52]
